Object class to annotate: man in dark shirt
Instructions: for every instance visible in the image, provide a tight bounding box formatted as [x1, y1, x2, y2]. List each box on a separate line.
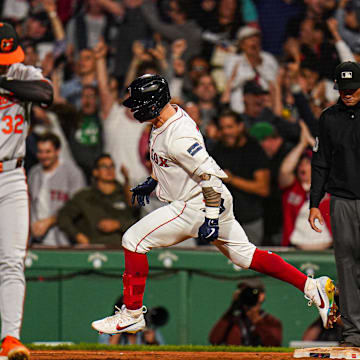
[250, 122, 292, 246]
[309, 61, 360, 347]
[58, 154, 135, 246]
[211, 110, 270, 246]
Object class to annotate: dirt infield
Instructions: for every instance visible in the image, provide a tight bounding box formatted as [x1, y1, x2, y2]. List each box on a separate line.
[30, 350, 302, 360]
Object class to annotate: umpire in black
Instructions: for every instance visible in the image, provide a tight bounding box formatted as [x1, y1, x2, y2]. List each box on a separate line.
[309, 61, 360, 347]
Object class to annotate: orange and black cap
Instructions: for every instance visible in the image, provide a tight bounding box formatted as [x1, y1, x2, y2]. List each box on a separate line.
[0, 22, 24, 65]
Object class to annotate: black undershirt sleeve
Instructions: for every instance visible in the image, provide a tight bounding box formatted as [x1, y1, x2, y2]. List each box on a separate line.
[0, 77, 53, 106]
[310, 164, 329, 208]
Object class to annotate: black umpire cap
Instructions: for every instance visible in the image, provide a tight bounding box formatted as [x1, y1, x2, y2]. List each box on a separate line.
[334, 61, 360, 90]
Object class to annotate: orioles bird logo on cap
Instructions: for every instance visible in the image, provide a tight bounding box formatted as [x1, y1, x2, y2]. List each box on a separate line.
[0, 38, 14, 52]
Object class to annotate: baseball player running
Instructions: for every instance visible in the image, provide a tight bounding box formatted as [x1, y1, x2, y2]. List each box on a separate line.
[92, 74, 338, 336]
[0, 23, 53, 360]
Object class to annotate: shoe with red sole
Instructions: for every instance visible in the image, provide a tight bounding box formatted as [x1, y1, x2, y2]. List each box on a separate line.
[0, 336, 30, 360]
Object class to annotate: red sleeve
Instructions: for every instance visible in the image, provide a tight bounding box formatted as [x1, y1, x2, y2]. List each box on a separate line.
[209, 315, 234, 345]
[319, 194, 332, 235]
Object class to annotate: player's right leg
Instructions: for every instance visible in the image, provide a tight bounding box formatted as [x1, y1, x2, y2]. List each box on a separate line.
[0, 169, 30, 360]
[91, 200, 203, 334]
[215, 192, 338, 329]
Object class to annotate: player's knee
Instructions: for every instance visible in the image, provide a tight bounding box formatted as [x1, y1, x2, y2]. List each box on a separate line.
[122, 229, 137, 252]
[0, 261, 25, 281]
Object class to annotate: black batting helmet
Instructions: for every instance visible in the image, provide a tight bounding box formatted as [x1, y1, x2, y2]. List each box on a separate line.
[123, 74, 171, 122]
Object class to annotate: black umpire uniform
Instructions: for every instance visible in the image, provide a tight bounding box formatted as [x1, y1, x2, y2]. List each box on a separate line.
[310, 61, 360, 346]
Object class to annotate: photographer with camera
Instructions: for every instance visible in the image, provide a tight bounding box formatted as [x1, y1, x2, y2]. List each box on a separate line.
[209, 282, 282, 346]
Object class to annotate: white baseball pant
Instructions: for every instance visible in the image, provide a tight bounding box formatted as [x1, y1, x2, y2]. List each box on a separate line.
[122, 191, 256, 269]
[0, 168, 28, 339]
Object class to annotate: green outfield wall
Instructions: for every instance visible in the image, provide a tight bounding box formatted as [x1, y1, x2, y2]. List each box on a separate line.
[21, 247, 337, 347]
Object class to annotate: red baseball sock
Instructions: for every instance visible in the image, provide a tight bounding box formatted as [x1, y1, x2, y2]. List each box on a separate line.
[249, 249, 307, 292]
[122, 248, 149, 310]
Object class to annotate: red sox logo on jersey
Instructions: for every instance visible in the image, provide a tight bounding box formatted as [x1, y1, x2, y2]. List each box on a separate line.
[51, 190, 69, 202]
[151, 150, 169, 167]
[0, 38, 14, 52]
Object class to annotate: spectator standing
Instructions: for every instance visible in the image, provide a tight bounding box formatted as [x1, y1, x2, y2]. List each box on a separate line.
[309, 61, 360, 347]
[60, 48, 97, 108]
[250, 122, 292, 246]
[209, 282, 282, 346]
[223, 26, 278, 114]
[335, 0, 360, 56]
[66, 0, 123, 56]
[112, 0, 150, 85]
[58, 84, 104, 182]
[255, 0, 303, 55]
[191, 74, 221, 133]
[58, 154, 135, 246]
[94, 40, 149, 187]
[28, 133, 86, 246]
[211, 110, 270, 245]
[280, 122, 332, 249]
[233, 80, 301, 143]
[140, 0, 203, 62]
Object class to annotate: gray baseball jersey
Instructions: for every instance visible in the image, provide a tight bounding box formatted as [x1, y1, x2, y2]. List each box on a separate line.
[0, 63, 44, 160]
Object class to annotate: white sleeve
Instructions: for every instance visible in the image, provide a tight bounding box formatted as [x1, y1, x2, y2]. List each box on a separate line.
[335, 40, 355, 62]
[7, 63, 44, 81]
[169, 137, 209, 174]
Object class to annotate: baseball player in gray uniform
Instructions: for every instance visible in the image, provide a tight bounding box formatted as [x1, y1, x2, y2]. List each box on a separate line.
[92, 75, 338, 336]
[0, 23, 53, 360]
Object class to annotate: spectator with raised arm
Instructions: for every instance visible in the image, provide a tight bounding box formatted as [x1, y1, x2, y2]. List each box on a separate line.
[112, 0, 151, 86]
[279, 121, 332, 249]
[94, 39, 149, 187]
[66, 0, 123, 56]
[223, 26, 279, 114]
[140, 0, 203, 61]
[60, 48, 97, 108]
[335, 0, 360, 57]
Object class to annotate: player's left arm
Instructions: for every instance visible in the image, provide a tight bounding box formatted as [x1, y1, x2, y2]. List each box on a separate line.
[0, 77, 53, 106]
[170, 136, 227, 243]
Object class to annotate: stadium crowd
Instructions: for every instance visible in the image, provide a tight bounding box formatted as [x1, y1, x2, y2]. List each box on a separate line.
[2, 0, 355, 248]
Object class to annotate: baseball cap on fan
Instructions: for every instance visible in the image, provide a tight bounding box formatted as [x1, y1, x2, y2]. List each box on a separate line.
[0, 22, 24, 65]
[236, 26, 261, 42]
[334, 61, 360, 90]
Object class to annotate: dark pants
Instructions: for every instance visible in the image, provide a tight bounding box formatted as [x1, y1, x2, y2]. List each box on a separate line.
[331, 196, 360, 345]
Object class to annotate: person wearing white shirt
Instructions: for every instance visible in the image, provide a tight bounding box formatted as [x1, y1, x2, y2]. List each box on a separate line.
[224, 26, 279, 114]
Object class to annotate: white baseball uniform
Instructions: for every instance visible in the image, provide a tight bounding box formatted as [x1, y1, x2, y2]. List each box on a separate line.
[0, 63, 45, 339]
[122, 105, 256, 269]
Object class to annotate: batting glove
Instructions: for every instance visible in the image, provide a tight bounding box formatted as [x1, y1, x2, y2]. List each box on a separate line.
[198, 218, 219, 243]
[131, 176, 158, 206]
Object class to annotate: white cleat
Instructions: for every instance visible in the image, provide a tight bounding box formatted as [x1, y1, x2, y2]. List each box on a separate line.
[92, 305, 147, 334]
[304, 276, 339, 329]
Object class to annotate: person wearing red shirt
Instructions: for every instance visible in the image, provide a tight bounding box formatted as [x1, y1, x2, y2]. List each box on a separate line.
[279, 121, 332, 249]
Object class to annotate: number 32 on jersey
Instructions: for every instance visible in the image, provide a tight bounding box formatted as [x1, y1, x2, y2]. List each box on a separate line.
[1, 114, 24, 134]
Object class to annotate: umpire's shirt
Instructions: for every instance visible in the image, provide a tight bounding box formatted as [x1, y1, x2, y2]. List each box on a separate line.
[310, 98, 360, 207]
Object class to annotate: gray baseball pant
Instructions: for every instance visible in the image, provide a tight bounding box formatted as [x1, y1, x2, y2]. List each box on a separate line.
[331, 195, 360, 345]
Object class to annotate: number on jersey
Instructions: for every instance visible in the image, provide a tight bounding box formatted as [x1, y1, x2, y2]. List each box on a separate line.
[1, 114, 24, 134]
